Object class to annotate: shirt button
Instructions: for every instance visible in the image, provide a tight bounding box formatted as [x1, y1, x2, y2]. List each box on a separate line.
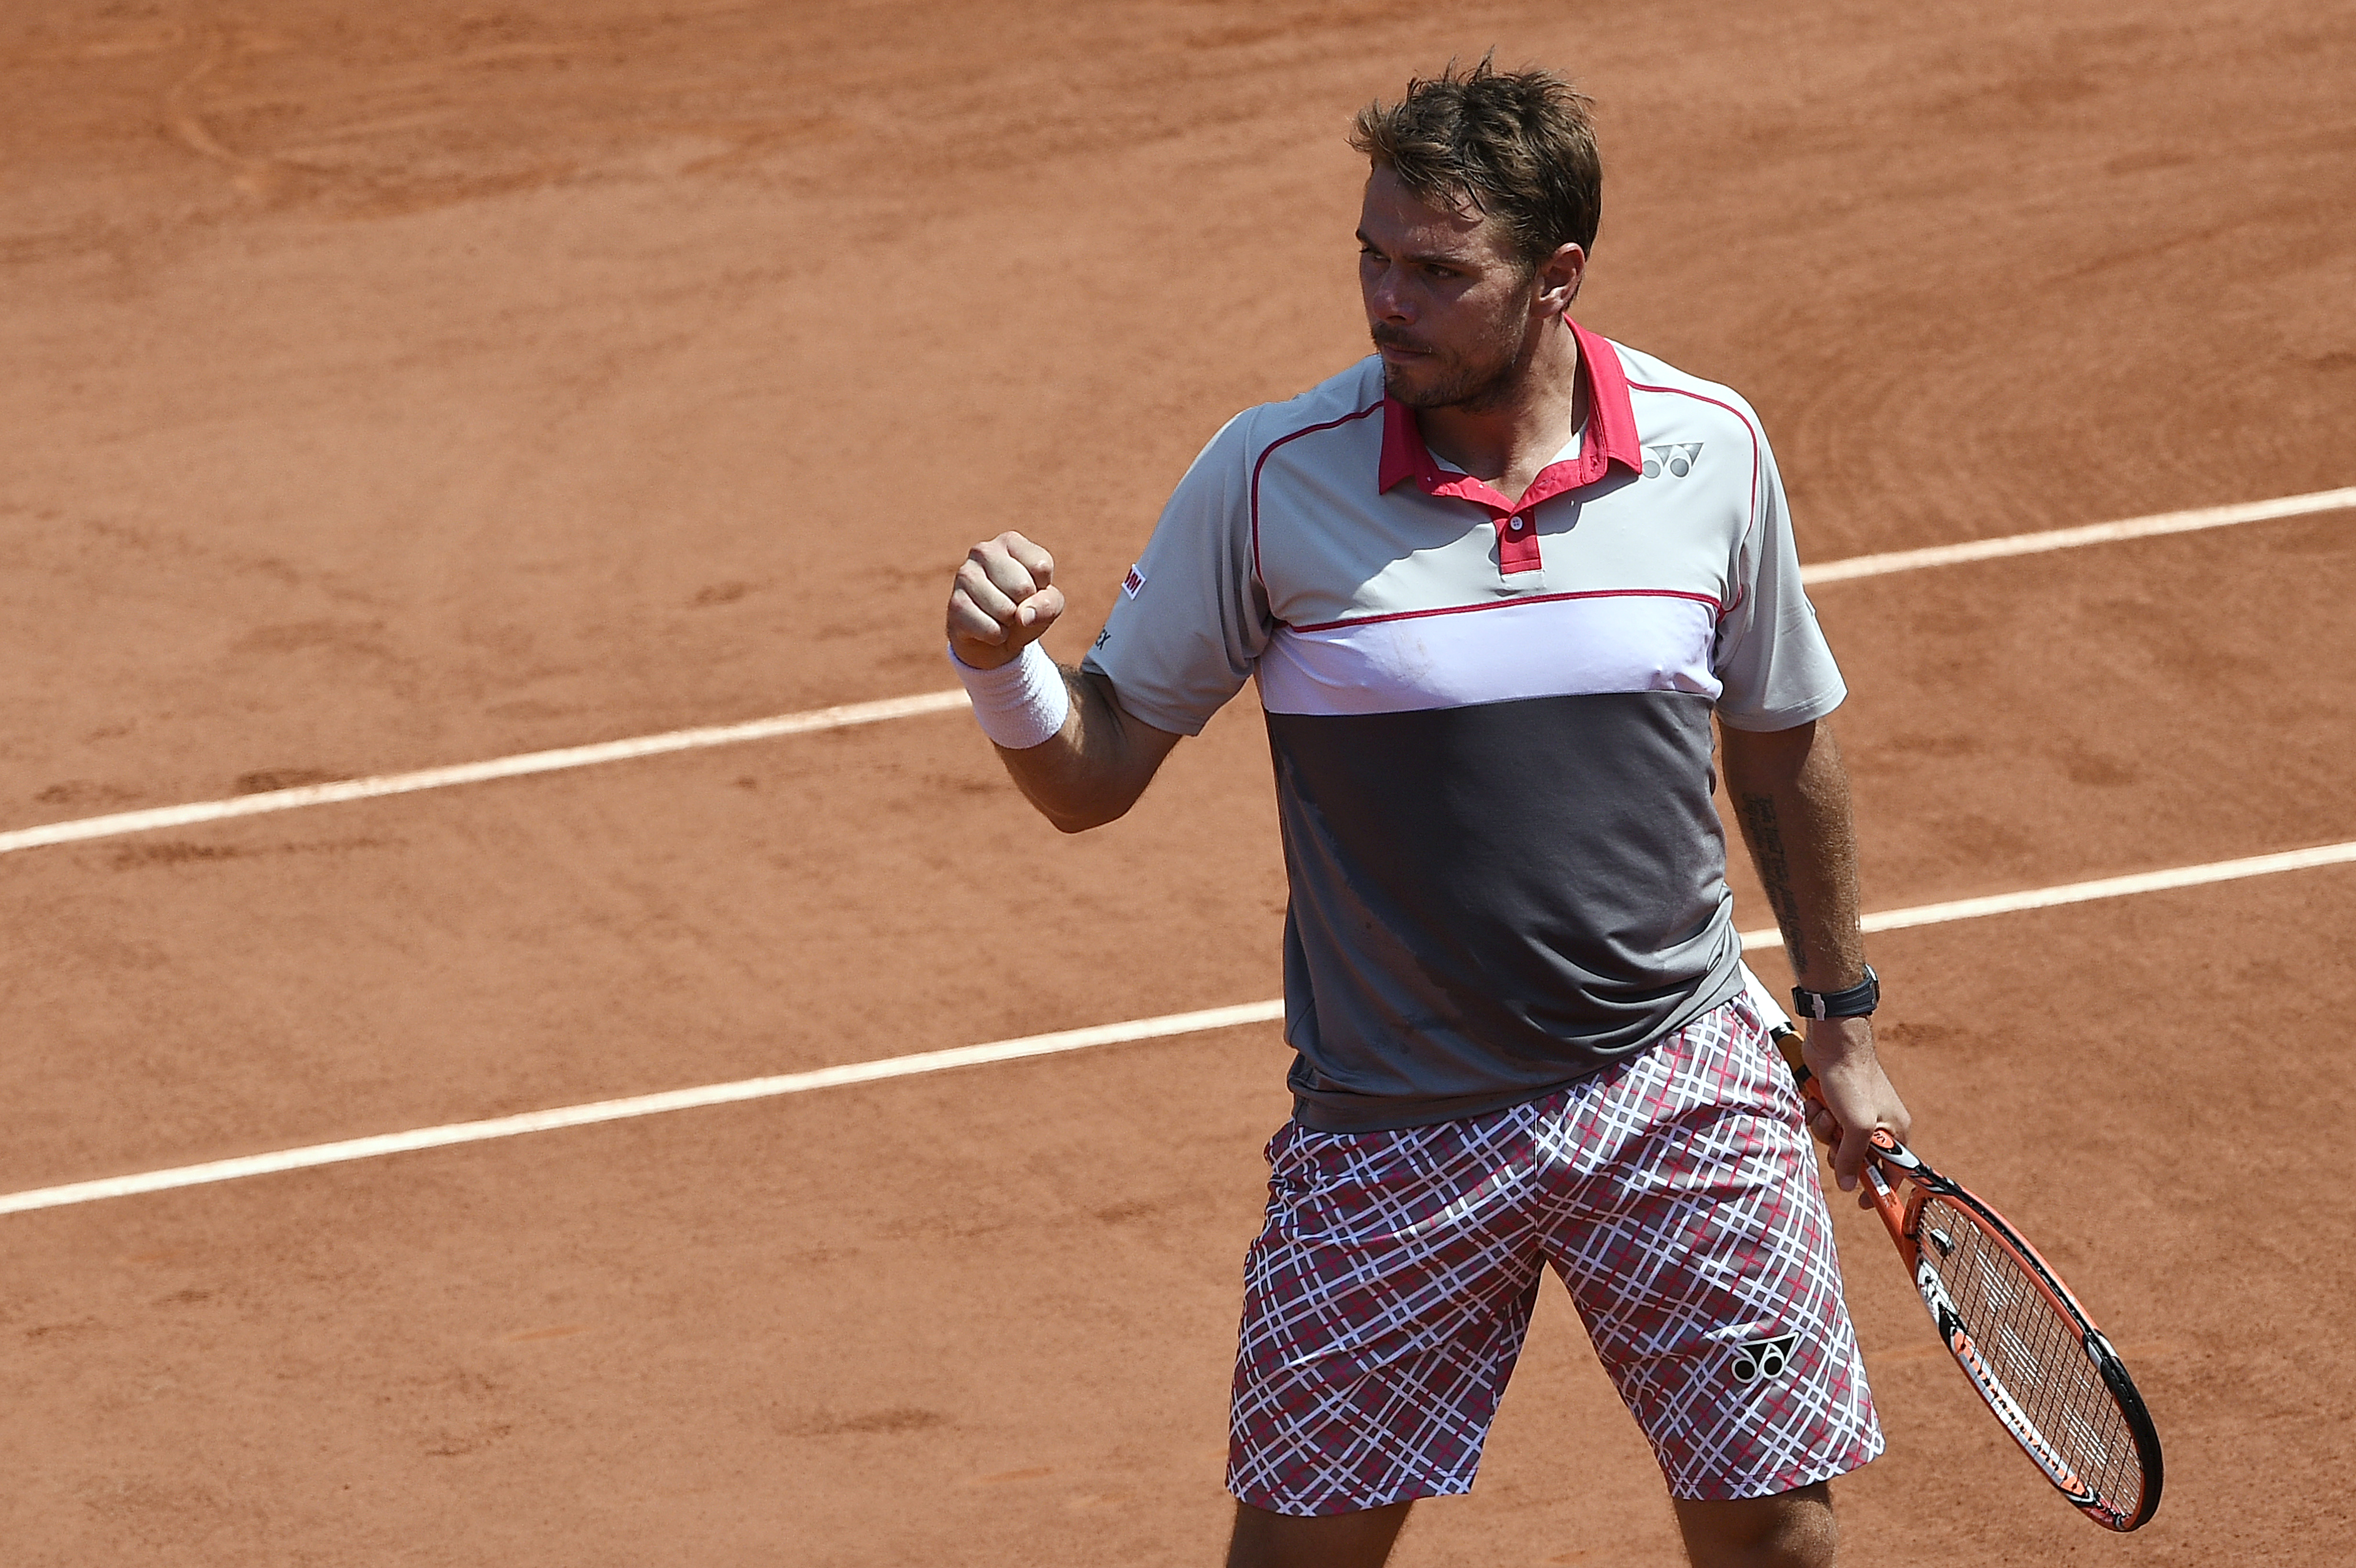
[1507, 517, 1525, 532]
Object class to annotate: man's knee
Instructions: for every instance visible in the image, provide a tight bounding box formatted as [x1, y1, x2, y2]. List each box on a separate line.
[1669, 1481, 1837, 1568]
[1225, 1499, 1413, 1568]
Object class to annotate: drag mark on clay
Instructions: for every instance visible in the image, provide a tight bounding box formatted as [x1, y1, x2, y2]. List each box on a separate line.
[235, 769, 344, 795]
[971, 1467, 1054, 1486]
[502, 1325, 587, 1343]
[163, 31, 283, 196]
[793, 1408, 949, 1437]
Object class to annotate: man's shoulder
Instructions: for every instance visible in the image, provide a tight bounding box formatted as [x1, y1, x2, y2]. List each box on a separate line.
[1600, 338, 1766, 436]
[1226, 357, 1387, 454]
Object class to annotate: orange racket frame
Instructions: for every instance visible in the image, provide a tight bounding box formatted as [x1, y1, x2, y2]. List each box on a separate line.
[1772, 1024, 2163, 1532]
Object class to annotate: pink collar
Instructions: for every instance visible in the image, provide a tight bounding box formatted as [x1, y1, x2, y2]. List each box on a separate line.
[1376, 316, 1641, 510]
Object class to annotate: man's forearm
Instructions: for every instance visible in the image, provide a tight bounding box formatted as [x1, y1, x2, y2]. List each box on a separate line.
[1721, 717, 1910, 1185]
[1720, 719, 1866, 993]
[993, 666, 1180, 834]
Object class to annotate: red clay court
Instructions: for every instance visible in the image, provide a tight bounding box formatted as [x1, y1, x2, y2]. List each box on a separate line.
[2, 2, 2352, 1563]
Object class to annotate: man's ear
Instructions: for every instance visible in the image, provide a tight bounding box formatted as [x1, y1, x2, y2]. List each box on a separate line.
[1534, 242, 1588, 312]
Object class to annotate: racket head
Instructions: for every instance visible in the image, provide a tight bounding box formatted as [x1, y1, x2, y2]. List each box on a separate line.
[1766, 1024, 2163, 1529]
[1884, 1145, 2165, 1532]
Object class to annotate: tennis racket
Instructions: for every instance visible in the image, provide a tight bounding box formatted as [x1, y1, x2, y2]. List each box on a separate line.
[1768, 1020, 2164, 1532]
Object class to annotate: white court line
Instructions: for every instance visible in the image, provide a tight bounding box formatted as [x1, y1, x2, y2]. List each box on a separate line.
[1800, 485, 2356, 583]
[1735, 839, 2356, 947]
[0, 1001, 1287, 1216]
[0, 690, 969, 855]
[1, 486, 2348, 858]
[5, 838, 2351, 1217]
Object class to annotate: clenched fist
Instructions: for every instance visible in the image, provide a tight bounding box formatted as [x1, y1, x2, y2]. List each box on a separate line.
[948, 531, 1065, 669]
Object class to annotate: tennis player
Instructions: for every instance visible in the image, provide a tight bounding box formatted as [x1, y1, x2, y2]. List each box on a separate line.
[944, 60, 1909, 1568]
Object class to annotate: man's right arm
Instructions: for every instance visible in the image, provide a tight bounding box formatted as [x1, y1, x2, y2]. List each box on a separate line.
[947, 530, 1183, 833]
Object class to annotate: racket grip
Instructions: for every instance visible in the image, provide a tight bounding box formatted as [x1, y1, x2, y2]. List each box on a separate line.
[1771, 1024, 1840, 1156]
[1770, 1024, 1814, 1094]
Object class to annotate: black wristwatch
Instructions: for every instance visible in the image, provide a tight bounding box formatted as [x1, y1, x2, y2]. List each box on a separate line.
[1792, 964, 1878, 1020]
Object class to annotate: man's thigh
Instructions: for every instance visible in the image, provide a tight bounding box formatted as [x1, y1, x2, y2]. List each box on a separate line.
[1544, 997, 1882, 1502]
[1227, 1112, 1550, 1517]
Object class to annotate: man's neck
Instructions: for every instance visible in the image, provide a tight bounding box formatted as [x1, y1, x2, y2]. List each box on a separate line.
[1416, 318, 1587, 506]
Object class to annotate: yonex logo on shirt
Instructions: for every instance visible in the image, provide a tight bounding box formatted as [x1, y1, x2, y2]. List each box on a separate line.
[1643, 442, 1703, 479]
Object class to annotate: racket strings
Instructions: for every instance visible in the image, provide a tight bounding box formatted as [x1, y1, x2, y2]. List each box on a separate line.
[1915, 1195, 2147, 1517]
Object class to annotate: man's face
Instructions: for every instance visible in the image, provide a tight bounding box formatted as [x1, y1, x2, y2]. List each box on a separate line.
[1357, 166, 1540, 411]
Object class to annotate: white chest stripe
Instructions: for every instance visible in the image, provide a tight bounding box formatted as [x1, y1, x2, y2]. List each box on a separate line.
[1255, 592, 1722, 717]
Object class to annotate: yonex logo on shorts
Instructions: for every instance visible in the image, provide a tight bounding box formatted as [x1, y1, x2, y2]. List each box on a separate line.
[1729, 1332, 1799, 1384]
[1643, 443, 1702, 479]
[1122, 563, 1147, 598]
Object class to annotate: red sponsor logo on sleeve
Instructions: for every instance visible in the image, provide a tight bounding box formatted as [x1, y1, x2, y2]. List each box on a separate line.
[1122, 564, 1146, 599]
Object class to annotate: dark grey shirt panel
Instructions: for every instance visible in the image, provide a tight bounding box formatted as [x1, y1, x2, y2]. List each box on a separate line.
[1268, 690, 1746, 1132]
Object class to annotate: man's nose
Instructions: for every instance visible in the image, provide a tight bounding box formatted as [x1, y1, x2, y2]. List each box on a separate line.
[1366, 265, 1414, 321]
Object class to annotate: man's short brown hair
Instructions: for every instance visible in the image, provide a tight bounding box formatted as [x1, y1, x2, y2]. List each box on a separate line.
[1349, 57, 1602, 266]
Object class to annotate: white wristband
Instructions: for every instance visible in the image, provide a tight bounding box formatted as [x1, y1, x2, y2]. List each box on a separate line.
[946, 640, 1071, 750]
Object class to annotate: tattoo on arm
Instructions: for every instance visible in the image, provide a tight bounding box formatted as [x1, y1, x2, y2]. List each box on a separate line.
[1736, 792, 1808, 975]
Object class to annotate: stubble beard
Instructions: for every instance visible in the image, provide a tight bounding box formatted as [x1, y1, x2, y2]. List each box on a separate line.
[1374, 290, 1538, 413]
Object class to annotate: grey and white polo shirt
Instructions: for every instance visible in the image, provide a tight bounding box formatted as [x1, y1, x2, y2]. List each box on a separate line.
[1081, 321, 1845, 1133]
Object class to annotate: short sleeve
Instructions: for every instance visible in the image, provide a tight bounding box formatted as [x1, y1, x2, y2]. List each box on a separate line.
[1711, 425, 1847, 732]
[1079, 412, 1273, 736]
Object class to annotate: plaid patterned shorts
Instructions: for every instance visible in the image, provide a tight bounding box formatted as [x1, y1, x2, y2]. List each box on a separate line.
[1227, 993, 1881, 1514]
